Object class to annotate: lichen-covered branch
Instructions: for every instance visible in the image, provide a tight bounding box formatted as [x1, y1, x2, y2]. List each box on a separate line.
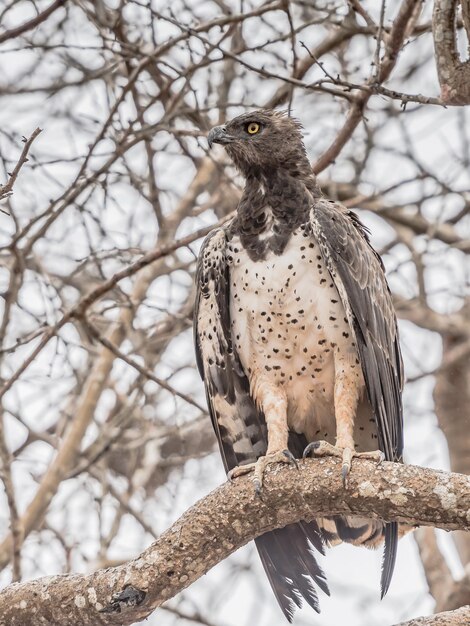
[433, 0, 470, 104]
[0, 458, 469, 626]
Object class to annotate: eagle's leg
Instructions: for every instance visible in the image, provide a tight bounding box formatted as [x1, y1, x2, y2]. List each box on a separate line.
[304, 355, 383, 486]
[228, 381, 297, 495]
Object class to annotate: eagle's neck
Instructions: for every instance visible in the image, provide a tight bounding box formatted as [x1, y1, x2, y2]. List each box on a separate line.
[238, 168, 316, 221]
[234, 169, 317, 260]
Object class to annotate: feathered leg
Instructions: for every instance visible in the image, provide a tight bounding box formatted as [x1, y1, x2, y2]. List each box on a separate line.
[304, 354, 383, 485]
[228, 380, 297, 493]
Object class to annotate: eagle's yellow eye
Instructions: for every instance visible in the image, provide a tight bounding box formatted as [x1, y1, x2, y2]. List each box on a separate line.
[246, 122, 260, 135]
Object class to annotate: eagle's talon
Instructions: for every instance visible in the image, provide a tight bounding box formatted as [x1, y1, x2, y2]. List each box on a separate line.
[302, 441, 320, 458]
[227, 463, 255, 482]
[303, 440, 342, 459]
[355, 448, 386, 466]
[282, 449, 299, 469]
[341, 463, 350, 487]
[227, 450, 298, 493]
[303, 441, 385, 488]
[340, 446, 354, 488]
[249, 449, 299, 494]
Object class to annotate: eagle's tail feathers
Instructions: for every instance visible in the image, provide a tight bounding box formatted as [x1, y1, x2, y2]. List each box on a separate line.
[318, 515, 385, 548]
[255, 521, 329, 621]
[316, 516, 397, 597]
[380, 521, 398, 598]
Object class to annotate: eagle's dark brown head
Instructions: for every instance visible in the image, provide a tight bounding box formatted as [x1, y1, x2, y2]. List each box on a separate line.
[207, 109, 311, 179]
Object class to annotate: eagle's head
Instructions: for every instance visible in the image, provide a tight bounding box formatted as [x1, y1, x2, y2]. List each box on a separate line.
[207, 109, 310, 178]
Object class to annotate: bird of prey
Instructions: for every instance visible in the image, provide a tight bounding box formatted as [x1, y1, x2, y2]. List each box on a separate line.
[194, 109, 404, 620]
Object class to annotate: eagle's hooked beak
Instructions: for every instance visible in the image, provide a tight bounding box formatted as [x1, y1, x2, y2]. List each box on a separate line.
[207, 125, 234, 148]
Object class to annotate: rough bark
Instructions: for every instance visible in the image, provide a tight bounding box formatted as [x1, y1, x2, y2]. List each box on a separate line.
[417, 298, 470, 613]
[433, 0, 470, 104]
[396, 605, 470, 625]
[0, 458, 469, 626]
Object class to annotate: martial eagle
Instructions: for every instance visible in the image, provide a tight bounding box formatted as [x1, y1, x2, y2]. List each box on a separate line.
[194, 109, 404, 620]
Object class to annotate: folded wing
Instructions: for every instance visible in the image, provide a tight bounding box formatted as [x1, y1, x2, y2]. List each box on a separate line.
[309, 200, 404, 596]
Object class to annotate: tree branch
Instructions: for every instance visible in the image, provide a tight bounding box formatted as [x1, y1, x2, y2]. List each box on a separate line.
[433, 0, 470, 104]
[0, 211, 233, 405]
[0, 1, 65, 45]
[312, 0, 420, 174]
[414, 527, 455, 611]
[395, 605, 470, 625]
[0, 128, 42, 204]
[0, 458, 469, 625]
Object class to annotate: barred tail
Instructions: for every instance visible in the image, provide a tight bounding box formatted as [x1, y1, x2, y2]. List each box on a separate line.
[317, 515, 399, 598]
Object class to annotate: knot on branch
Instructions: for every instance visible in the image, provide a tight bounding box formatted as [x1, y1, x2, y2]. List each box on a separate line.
[99, 585, 147, 614]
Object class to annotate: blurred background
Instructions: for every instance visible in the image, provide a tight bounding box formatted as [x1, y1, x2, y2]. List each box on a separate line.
[0, 1, 469, 624]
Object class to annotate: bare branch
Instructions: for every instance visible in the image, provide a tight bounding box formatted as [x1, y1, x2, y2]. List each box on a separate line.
[395, 605, 470, 625]
[433, 0, 470, 104]
[0, 128, 42, 204]
[415, 527, 454, 610]
[0, 458, 469, 625]
[312, 0, 421, 174]
[0, 1, 65, 45]
[0, 213, 233, 403]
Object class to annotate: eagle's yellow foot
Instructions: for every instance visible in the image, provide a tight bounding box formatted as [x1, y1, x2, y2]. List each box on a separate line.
[228, 450, 298, 496]
[303, 441, 384, 487]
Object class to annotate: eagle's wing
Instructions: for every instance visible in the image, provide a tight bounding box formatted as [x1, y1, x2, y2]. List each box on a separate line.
[194, 228, 268, 470]
[309, 199, 404, 596]
[194, 227, 329, 620]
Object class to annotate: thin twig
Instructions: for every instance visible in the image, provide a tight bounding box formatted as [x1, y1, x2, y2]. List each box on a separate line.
[313, 0, 420, 174]
[83, 319, 207, 413]
[0, 1, 65, 44]
[0, 128, 42, 208]
[0, 213, 233, 402]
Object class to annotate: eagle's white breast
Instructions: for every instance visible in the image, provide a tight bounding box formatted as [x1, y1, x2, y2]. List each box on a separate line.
[228, 226, 366, 444]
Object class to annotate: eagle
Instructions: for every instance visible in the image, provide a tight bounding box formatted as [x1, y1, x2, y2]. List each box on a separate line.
[194, 109, 404, 620]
